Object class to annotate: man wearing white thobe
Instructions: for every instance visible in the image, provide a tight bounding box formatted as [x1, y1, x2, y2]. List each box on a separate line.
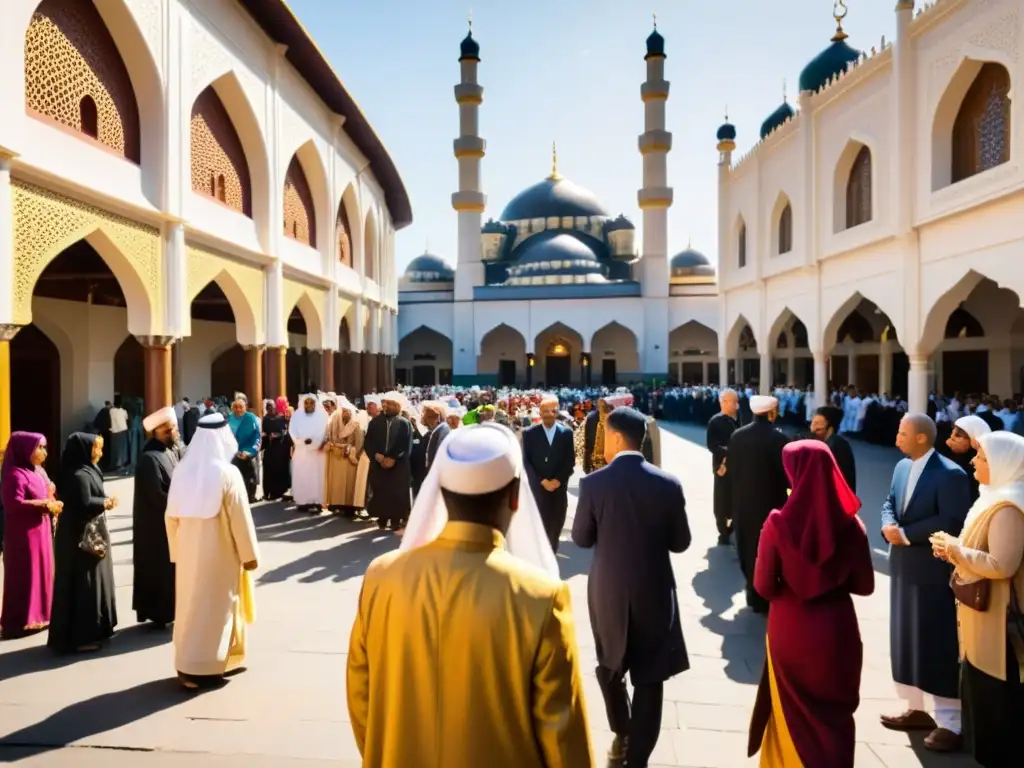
[290, 393, 328, 512]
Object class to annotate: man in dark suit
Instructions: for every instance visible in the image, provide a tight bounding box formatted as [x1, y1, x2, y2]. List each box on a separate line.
[728, 395, 790, 614]
[422, 402, 451, 477]
[879, 413, 970, 753]
[811, 405, 857, 492]
[522, 395, 575, 552]
[706, 388, 739, 545]
[572, 407, 690, 768]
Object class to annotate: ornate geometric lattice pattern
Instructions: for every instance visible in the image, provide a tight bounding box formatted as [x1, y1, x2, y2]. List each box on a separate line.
[11, 180, 160, 327]
[24, 0, 141, 162]
[283, 157, 316, 247]
[336, 202, 352, 266]
[979, 86, 1009, 172]
[186, 244, 264, 333]
[190, 86, 252, 216]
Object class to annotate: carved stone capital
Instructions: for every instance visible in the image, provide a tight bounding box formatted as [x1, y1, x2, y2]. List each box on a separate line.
[135, 335, 178, 348]
[0, 324, 22, 342]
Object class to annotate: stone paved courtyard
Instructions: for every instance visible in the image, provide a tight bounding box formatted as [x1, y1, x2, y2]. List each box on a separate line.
[0, 423, 978, 766]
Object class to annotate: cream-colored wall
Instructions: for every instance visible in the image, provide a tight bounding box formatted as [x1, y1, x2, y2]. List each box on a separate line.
[178, 320, 238, 401]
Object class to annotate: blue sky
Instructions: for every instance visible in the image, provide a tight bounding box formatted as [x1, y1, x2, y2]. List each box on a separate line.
[288, 0, 896, 273]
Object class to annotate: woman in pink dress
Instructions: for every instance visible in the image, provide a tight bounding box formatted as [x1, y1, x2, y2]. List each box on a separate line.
[1, 431, 62, 638]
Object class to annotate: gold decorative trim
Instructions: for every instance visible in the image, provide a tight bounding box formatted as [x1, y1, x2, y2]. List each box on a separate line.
[454, 148, 485, 158]
[452, 201, 485, 212]
[641, 91, 668, 103]
[455, 94, 483, 105]
[639, 142, 671, 155]
[638, 198, 673, 209]
[11, 180, 161, 331]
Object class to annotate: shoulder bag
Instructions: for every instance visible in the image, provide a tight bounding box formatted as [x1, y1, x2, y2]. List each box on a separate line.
[79, 518, 107, 559]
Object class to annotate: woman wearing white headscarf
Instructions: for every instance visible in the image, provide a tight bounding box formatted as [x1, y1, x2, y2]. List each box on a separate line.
[166, 414, 260, 689]
[942, 414, 992, 503]
[931, 431, 1024, 766]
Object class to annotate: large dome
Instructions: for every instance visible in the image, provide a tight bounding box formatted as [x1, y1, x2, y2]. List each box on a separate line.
[500, 177, 608, 221]
[404, 252, 454, 283]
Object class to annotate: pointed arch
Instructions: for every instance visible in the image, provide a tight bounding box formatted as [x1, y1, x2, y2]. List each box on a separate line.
[920, 270, 1005, 353]
[591, 321, 640, 375]
[283, 140, 328, 249]
[734, 214, 748, 269]
[535, 322, 585, 354]
[726, 314, 758, 355]
[770, 193, 793, 256]
[190, 71, 270, 231]
[188, 270, 259, 347]
[363, 209, 377, 281]
[768, 307, 810, 347]
[336, 186, 356, 268]
[932, 57, 1013, 190]
[286, 290, 323, 351]
[834, 139, 873, 231]
[190, 84, 251, 216]
[822, 292, 900, 352]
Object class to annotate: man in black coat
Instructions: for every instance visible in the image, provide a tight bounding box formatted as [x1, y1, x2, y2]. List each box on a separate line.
[132, 406, 180, 627]
[706, 388, 739, 545]
[522, 395, 575, 552]
[411, 402, 450, 497]
[879, 413, 970, 753]
[727, 394, 790, 614]
[364, 393, 414, 532]
[572, 407, 690, 768]
[810, 405, 857, 492]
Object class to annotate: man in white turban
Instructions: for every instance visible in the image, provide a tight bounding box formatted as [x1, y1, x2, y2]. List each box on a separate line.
[289, 393, 328, 513]
[132, 406, 180, 627]
[348, 424, 592, 766]
[166, 413, 260, 689]
[726, 393, 790, 614]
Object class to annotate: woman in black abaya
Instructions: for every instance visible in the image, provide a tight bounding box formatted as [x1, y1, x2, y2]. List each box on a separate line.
[261, 398, 292, 501]
[48, 433, 118, 653]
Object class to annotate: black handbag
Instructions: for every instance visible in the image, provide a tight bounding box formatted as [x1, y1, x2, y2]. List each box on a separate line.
[78, 519, 107, 559]
[951, 573, 990, 612]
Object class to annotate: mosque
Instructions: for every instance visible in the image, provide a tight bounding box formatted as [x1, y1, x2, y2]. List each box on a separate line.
[0, 0, 408, 458]
[399, 0, 1024, 417]
[396, 23, 719, 389]
[717, 0, 1024, 416]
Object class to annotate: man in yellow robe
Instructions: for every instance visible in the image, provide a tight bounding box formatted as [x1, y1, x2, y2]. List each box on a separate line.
[347, 423, 594, 767]
[325, 396, 369, 514]
[166, 413, 260, 690]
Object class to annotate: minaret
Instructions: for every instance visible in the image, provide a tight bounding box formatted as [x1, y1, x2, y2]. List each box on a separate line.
[452, 15, 486, 303]
[638, 15, 672, 299]
[451, 17, 485, 383]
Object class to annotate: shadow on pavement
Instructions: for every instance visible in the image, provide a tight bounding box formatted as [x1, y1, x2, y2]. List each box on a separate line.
[0, 678, 191, 759]
[0, 623, 171, 684]
[552, 540, 593, 580]
[257, 526, 401, 585]
[691, 545, 765, 684]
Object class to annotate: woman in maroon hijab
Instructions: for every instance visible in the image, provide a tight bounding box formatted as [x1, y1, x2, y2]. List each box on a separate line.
[748, 439, 874, 767]
[1, 432, 63, 638]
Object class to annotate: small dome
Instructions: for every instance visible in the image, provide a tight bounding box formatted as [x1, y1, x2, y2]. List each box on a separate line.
[716, 122, 737, 142]
[404, 252, 455, 283]
[604, 214, 635, 232]
[670, 247, 716, 281]
[500, 177, 608, 221]
[645, 28, 665, 60]
[460, 32, 480, 61]
[760, 101, 796, 140]
[799, 38, 859, 94]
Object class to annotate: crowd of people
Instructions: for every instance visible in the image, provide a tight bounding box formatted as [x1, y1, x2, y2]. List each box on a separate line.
[2, 377, 1023, 766]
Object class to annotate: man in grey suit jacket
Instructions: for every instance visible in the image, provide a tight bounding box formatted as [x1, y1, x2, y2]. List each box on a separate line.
[879, 413, 971, 753]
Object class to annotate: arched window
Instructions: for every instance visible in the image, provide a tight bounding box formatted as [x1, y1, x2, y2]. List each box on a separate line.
[80, 96, 98, 139]
[944, 307, 985, 339]
[738, 223, 747, 268]
[215, 174, 226, 203]
[952, 62, 1011, 184]
[778, 204, 793, 255]
[845, 146, 872, 228]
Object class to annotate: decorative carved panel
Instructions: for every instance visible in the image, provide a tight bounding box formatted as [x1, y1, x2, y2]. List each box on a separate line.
[190, 86, 252, 216]
[283, 157, 316, 247]
[24, 0, 141, 162]
[10, 180, 160, 328]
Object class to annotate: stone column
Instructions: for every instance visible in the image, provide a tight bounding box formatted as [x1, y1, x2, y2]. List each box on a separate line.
[813, 352, 828, 409]
[0, 153, 15, 331]
[847, 351, 856, 387]
[140, 337, 175, 416]
[361, 351, 376, 395]
[879, 340, 892, 396]
[322, 349, 335, 392]
[0, 325, 19, 452]
[759, 352, 771, 394]
[265, 346, 287, 401]
[244, 346, 264, 415]
[786, 354, 795, 387]
[908, 353, 930, 415]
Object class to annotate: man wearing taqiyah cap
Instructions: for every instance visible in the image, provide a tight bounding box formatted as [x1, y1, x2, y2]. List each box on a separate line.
[348, 424, 593, 766]
[726, 393, 790, 614]
[132, 406, 181, 627]
[363, 392, 414, 532]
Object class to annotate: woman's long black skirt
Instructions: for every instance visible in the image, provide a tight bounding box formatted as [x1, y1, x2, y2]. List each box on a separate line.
[962, 639, 1024, 767]
[232, 456, 258, 504]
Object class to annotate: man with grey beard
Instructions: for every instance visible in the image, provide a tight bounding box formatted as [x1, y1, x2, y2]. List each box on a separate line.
[132, 406, 181, 628]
